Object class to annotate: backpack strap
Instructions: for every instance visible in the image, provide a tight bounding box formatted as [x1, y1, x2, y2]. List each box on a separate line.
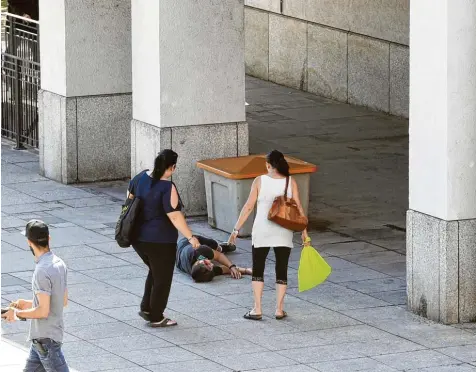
[284, 176, 289, 201]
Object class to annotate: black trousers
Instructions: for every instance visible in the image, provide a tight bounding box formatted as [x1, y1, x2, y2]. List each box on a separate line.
[133, 242, 176, 322]
[252, 246, 291, 285]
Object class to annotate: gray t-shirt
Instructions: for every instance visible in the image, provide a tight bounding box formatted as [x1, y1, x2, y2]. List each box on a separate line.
[28, 252, 68, 343]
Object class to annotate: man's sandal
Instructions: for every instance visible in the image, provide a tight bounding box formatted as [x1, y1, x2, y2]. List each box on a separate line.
[148, 318, 178, 328]
[275, 311, 288, 320]
[243, 311, 262, 320]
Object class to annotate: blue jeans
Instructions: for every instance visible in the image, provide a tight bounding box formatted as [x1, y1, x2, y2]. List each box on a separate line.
[24, 339, 69, 372]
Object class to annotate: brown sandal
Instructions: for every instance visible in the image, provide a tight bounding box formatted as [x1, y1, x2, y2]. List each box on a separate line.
[275, 311, 288, 320]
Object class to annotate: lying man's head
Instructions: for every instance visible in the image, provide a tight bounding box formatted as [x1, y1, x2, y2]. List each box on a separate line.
[191, 259, 215, 283]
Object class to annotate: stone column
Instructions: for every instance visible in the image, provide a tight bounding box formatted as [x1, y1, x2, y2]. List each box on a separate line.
[38, 0, 132, 183]
[407, 0, 476, 324]
[131, 0, 248, 215]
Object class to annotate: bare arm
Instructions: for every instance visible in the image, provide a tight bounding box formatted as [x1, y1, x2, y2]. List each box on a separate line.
[292, 178, 309, 242]
[232, 177, 260, 233]
[63, 289, 68, 307]
[213, 250, 233, 268]
[16, 293, 50, 319]
[167, 185, 199, 248]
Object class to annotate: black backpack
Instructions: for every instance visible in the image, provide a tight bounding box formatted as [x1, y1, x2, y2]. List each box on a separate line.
[115, 170, 147, 248]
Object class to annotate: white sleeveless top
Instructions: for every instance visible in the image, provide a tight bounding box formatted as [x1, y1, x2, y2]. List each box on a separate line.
[252, 175, 294, 248]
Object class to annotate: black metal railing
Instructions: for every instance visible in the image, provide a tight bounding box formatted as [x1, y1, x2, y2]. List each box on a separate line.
[1, 12, 40, 148]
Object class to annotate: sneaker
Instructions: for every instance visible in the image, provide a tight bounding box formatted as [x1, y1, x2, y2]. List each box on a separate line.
[219, 243, 236, 253]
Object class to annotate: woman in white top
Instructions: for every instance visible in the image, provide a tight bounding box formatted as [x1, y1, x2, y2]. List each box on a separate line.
[229, 150, 309, 320]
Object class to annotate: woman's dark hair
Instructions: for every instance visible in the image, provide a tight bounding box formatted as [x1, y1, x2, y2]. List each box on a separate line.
[266, 150, 290, 177]
[152, 149, 178, 180]
[191, 264, 215, 283]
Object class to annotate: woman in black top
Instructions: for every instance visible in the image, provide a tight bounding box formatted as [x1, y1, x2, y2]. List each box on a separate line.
[128, 149, 200, 327]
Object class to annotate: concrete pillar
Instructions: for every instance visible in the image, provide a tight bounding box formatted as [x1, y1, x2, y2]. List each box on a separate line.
[38, 0, 132, 183]
[131, 0, 248, 215]
[407, 0, 476, 323]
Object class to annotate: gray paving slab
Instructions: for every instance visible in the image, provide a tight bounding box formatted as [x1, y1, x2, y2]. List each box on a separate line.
[413, 365, 476, 372]
[118, 346, 202, 366]
[1, 185, 43, 206]
[67, 282, 140, 309]
[90, 334, 173, 353]
[310, 357, 399, 372]
[66, 353, 138, 372]
[147, 360, 232, 372]
[207, 351, 297, 371]
[66, 321, 144, 340]
[80, 264, 148, 281]
[278, 343, 364, 364]
[373, 350, 461, 370]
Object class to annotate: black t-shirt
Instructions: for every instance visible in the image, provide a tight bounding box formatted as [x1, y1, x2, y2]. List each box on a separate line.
[176, 235, 218, 275]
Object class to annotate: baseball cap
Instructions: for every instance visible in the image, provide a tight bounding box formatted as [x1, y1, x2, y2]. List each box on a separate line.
[22, 219, 49, 245]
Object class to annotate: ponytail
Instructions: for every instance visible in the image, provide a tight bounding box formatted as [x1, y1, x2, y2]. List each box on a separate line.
[266, 150, 290, 177]
[152, 149, 178, 180]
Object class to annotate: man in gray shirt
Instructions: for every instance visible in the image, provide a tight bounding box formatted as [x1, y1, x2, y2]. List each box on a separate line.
[2, 220, 69, 372]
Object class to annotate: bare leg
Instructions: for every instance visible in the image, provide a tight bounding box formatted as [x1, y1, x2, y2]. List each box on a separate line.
[275, 283, 287, 316]
[251, 281, 265, 315]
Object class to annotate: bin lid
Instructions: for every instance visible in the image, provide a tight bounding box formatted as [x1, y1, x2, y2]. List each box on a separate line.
[196, 155, 317, 180]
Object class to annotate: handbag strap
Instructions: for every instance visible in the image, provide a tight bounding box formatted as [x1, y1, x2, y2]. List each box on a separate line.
[284, 176, 289, 201]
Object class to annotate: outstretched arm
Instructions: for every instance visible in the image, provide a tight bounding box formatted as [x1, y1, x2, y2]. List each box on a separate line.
[228, 177, 260, 243]
[213, 250, 241, 279]
[292, 178, 309, 244]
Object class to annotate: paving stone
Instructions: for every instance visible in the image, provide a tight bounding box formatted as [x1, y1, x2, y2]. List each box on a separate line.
[66, 353, 138, 372]
[147, 360, 232, 372]
[8, 181, 93, 202]
[328, 266, 390, 283]
[169, 294, 240, 313]
[67, 282, 140, 309]
[61, 340, 110, 359]
[310, 357, 399, 372]
[185, 306, 254, 326]
[413, 365, 476, 372]
[66, 254, 130, 271]
[209, 351, 297, 371]
[113, 251, 145, 265]
[437, 345, 476, 364]
[90, 334, 173, 353]
[290, 283, 390, 311]
[1, 274, 29, 287]
[88, 241, 128, 254]
[80, 264, 148, 281]
[318, 241, 388, 256]
[370, 290, 407, 305]
[66, 321, 144, 340]
[119, 346, 202, 365]
[63, 310, 117, 327]
[248, 365, 317, 372]
[1, 187, 43, 207]
[58, 196, 118, 208]
[48, 204, 120, 225]
[155, 326, 234, 346]
[183, 338, 267, 358]
[1, 202, 63, 215]
[374, 350, 460, 370]
[1, 241, 23, 252]
[343, 277, 406, 294]
[280, 344, 364, 364]
[1, 251, 36, 273]
[1, 215, 28, 229]
[50, 245, 106, 261]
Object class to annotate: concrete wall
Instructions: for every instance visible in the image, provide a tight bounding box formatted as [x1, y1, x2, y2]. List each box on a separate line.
[244, 0, 409, 117]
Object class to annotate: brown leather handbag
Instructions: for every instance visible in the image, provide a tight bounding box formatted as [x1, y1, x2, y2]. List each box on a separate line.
[268, 177, 308, 232]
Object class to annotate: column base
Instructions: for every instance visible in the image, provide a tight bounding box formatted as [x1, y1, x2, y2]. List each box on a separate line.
[131, 120, 249, 216]
[407, 210, 476, 324]
[38, 90, 132, 183]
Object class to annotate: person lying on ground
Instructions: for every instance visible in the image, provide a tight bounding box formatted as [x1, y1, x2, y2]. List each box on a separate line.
[176, 235, 251, 282]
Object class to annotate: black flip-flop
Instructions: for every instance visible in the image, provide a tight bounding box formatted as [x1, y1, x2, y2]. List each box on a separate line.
[244, 311, 262, 320]
[148, 318, 178, 328]
[275, 311, 288, 320]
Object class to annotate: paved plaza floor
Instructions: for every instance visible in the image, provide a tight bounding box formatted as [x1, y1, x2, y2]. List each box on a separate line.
[2, 78, 476, 371]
